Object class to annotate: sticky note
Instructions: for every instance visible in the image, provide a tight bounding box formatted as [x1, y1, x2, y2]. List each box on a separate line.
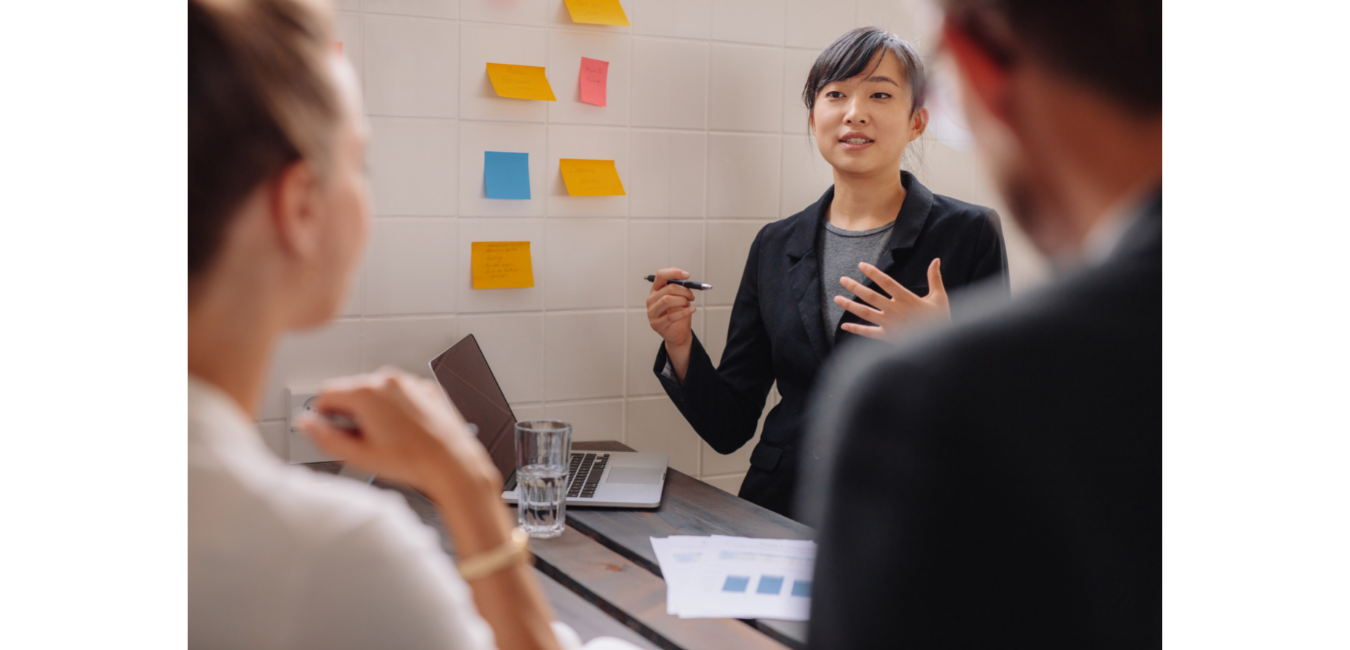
[484, 151, 530, 200]
[486, 63, 557, 101]
[559, 159, 626, 196]
[563, 0, 630, 26]
[471, 241, 535, 290]
[579, 57, 609, 107]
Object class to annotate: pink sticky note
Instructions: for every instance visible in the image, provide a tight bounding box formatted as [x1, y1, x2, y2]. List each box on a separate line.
[579, 57, 609, 107]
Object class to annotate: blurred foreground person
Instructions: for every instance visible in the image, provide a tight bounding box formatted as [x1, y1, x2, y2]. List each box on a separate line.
[800, 0, 1162, 647]
[189, 1, 626, 648]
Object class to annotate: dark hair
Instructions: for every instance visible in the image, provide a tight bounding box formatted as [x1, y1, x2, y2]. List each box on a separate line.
[188, 0, 339, 278]
[942, 0, 1161, 112]
[803, 27, 927, 118]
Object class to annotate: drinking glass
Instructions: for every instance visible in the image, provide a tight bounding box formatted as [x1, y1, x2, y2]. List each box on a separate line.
[515, 419, 572, 539]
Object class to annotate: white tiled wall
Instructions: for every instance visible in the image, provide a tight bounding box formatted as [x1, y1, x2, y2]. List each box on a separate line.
[258, 0, 1048, 494]
[366, 117, 458, 215]
[363, 14, 459, 117]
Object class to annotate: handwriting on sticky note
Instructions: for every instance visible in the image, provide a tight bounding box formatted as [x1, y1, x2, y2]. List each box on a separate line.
[563, 0, 630, 26]
[486, 63, 557, 102]
[484, 151, 531, 200]
[472, 242, 535, 290]
[579, 57, 609, 107]
[559, 159, 626, 196]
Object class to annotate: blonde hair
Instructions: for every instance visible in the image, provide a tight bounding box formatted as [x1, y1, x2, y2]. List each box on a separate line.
[188, 0, 340, 276]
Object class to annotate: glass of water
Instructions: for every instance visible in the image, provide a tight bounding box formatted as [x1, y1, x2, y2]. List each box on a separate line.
[515, 419, 571, 539]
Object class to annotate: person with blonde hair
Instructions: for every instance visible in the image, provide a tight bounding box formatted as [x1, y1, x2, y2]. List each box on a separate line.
[188, 1, 632, 648]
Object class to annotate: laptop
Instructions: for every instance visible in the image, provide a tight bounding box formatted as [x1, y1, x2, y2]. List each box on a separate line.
[429, 334, 668, 508]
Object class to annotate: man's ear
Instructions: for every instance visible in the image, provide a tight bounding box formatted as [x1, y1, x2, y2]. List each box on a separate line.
[909, 106, 929, 141]
[268, 160, 323, 261]
[808, 110, 815, 136]
[941, 20, 1012, 125]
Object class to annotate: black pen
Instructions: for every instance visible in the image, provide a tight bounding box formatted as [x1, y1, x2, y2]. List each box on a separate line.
[644, 275, 713, 290]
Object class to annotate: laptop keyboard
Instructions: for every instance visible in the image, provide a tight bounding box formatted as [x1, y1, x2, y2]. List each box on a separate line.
[566, 452, 611, 499]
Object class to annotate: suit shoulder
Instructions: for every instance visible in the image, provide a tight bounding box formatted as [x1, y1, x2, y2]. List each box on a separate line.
[767, 207, 814, 234]
[893, 257, 1158, 381]
[756, 209, 812, 247]
[928, 192, 1002, 234]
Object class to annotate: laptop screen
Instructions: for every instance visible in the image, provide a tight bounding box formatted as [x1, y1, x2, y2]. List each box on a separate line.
[428, 334, 518, 482]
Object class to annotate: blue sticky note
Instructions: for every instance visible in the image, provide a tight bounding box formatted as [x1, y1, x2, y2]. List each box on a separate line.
[484, 151, 530, 200]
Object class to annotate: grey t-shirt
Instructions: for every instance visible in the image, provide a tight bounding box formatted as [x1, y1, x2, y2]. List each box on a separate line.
[820, 220, 895, 345]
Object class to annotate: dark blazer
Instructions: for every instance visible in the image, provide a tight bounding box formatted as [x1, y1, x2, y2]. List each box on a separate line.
[653, 171, 1009, 518]
[799, 192, 1163, 648]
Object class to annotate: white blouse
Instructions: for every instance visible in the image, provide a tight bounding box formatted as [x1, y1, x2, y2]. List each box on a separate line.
[188, 375, 498, 649]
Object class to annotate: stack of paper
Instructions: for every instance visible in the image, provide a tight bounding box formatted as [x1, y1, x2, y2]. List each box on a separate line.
[649, 535, 816, 621]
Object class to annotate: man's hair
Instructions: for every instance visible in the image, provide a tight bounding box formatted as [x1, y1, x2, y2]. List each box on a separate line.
[188, 0, 339, 277]
[803, 27, 927, 117]
[942, 0, 1161, 113]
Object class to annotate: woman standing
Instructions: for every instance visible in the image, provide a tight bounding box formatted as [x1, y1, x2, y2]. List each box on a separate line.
[646, 28, 1010, 518]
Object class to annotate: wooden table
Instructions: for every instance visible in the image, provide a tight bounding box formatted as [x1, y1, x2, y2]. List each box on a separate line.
[310, 440, 813, 650]
[552, 441, 813, 649]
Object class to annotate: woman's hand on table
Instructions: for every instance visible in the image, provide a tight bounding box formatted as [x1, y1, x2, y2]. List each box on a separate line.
[835, 258, 950, 339]
[646, 267, 697, 383]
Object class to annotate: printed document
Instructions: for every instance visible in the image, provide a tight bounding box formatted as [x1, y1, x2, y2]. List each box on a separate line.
[649, 535, 816, 621]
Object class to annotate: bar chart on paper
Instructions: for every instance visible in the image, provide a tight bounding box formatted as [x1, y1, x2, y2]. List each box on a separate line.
[650, 535, 816, 621]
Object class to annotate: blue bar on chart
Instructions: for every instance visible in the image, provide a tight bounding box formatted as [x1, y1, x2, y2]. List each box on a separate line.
[721, 576, 750, 593]
[756, 576, 784, 595]
[484, 151, 531, 200]
[791, 580, 812, 597]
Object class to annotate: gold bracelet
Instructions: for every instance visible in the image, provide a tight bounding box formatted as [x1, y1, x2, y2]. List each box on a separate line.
[457, 527, 531, 582]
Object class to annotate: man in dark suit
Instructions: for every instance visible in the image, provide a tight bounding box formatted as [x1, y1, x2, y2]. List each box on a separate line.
[798, 1, 1162, 647]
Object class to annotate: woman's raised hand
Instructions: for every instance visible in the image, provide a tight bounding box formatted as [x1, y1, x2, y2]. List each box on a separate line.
[646, 268, 697, 347]
[298, 368, 502, 496]
[834, 258, 950, 339]
[300, 369, 565, 650]
[646, 267, 697, 382]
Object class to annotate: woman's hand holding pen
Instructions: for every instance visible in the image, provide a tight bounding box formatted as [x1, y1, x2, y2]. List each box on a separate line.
[299, 369, 501, 497]
[298, 368, 520, 566]
[835, 258, 950, 339]
[646, 267, 697, 383]
[298, 369, 563, 650]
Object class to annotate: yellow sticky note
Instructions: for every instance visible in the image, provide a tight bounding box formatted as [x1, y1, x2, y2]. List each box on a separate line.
[559, 159, 626, 196]
[485, 63, 557, 101]
[471, 241, 535, 289]
[563, 0, 630, 26]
